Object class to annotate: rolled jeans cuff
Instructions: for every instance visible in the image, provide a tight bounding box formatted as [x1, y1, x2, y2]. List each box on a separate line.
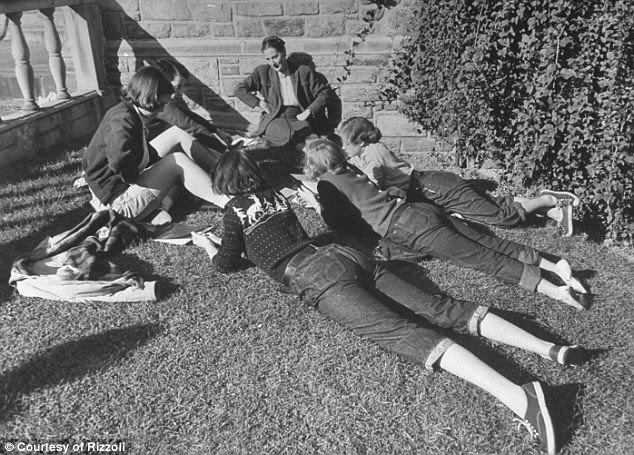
[468, 305, 490, 336]
[425, 338, 455, 371]
[519, 264, 541, 292]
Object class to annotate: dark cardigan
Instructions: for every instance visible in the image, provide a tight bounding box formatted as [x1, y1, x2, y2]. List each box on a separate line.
[234, 62, 330, 136]
[82, 100, 160, 205]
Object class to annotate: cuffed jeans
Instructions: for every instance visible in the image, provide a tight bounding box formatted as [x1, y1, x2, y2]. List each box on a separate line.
[409, 170, 527, 228]
[289, 244, 488, 370]
[387, 203, 542, 291]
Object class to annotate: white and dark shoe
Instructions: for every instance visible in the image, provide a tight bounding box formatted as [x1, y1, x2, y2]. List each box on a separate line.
[544, 345, 584, 366]
[516, 382, 557, 455]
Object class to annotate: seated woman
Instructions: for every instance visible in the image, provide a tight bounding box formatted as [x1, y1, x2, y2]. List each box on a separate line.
[234, 36, 330, 151]
[338, 117, 581, 236]
[144, 58, 234, 152]
[82, 67, 229, 225]
[298, 137, 589, 310]
[193, 148, 582, 455]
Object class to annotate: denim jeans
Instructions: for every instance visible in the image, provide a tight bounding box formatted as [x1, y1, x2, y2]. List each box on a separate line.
[387, 203, 542, 291]
[289, 244, 488, 370]
[409, 170, 527, 228]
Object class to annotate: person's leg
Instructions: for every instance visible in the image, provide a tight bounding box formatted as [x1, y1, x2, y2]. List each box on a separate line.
[387, 204, 584, 309]
[414, 171, 526, 228]
[137, 152, 230, 209]
[437, 345, 557, 454]
[150, 125, 222, 171]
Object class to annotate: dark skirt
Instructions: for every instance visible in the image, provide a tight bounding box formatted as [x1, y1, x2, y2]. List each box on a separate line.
[261, 106, 314, 147]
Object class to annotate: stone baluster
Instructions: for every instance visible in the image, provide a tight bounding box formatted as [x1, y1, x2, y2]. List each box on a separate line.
[6, 12, 39, 111]
[40, 8, 70, 100]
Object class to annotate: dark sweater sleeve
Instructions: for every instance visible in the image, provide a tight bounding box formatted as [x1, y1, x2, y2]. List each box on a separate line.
[104, 110, 143, 184]
[234, 70, 262, 109]
[212, 208, 249, 272]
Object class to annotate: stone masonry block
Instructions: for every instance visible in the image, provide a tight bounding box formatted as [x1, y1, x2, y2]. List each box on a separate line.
[400, 136, 438, 153]
[172, 22, 211, 38]
[283, 2, 318, 15]
[343, 67, 379, 83]
[187, 1, 232, 22]
[345, 19, 365, 36]
[221, 78, 244, 97]
[211, 24, 235, 37]
[236, 20, 264, 37]
[340, 83, 379, 102]
[320, 1, 358, 14]
[240, 58, 264, 75]
[221, 65, 241, 76]
[305, 16, 345, 38]
[376, 112, 424, 137]
[263, 18, 304, 37]
[127, 21, 171, 39]
[342, 103, 373, 119]
[181, 59, 219, 85]
[100, 0, 139, 11]
[235, 2, 282, 17]
[139, 0, 191, 21]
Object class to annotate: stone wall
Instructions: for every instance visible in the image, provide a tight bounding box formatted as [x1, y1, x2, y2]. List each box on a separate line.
[98, 0, 437, 153]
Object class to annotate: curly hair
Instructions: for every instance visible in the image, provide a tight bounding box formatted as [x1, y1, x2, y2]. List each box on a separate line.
[303, 136, 348, 180]
[338, 117, 382, 145]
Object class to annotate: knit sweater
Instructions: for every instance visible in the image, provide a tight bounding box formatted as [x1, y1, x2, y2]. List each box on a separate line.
[318, 165, 405, 237]
[212, 188, 312, 283]
[82, 100, 160, 205]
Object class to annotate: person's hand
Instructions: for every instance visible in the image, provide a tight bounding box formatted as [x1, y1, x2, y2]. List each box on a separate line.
[296, 109, 311, 121]
[191, 232, 219, 260]
[296, 185, 320, 211]
[259, 99, 271, 114]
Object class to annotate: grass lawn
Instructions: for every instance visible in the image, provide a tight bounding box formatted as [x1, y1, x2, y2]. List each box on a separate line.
[0, 145, 632, 455]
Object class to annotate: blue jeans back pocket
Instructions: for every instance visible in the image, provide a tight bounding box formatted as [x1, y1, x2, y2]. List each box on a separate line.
[290, 251, 347, 306]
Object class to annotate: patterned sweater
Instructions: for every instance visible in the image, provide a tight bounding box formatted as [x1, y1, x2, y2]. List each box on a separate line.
[212, 188, 312, 283]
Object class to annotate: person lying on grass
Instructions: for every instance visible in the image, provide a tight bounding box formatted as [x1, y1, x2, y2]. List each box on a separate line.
[296, 137, 589, 311]
[337, 117, 581, 237]
[83, 67, 229, 226]
[193, 148, 583, 455]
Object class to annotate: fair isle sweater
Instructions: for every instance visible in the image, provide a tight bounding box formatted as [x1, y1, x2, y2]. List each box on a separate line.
[212, 188, 312, 283]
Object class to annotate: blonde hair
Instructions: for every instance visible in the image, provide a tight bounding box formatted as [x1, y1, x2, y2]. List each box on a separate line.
[303, 136, 348, 180]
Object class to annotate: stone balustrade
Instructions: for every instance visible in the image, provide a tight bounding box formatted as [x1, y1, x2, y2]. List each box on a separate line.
[0, 0, 114, 164]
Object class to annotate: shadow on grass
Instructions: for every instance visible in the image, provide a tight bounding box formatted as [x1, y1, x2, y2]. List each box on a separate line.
[548, 383, 585, 451]
[0, 323, 162, 423]
[0, 139, 87, 188]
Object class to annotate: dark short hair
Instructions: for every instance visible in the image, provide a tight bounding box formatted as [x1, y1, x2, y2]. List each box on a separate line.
[211, 149, 267, 196]
[261, 35, 286, 53]
[123, 67, 174, 111]
[147, 58, 190, 82]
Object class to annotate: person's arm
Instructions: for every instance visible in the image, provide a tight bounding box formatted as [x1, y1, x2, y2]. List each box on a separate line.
[234, 70, 263, 109]
[302, 66, 329, 119]
[104, 111, 143, 183]
[209, 209, 248, 272]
